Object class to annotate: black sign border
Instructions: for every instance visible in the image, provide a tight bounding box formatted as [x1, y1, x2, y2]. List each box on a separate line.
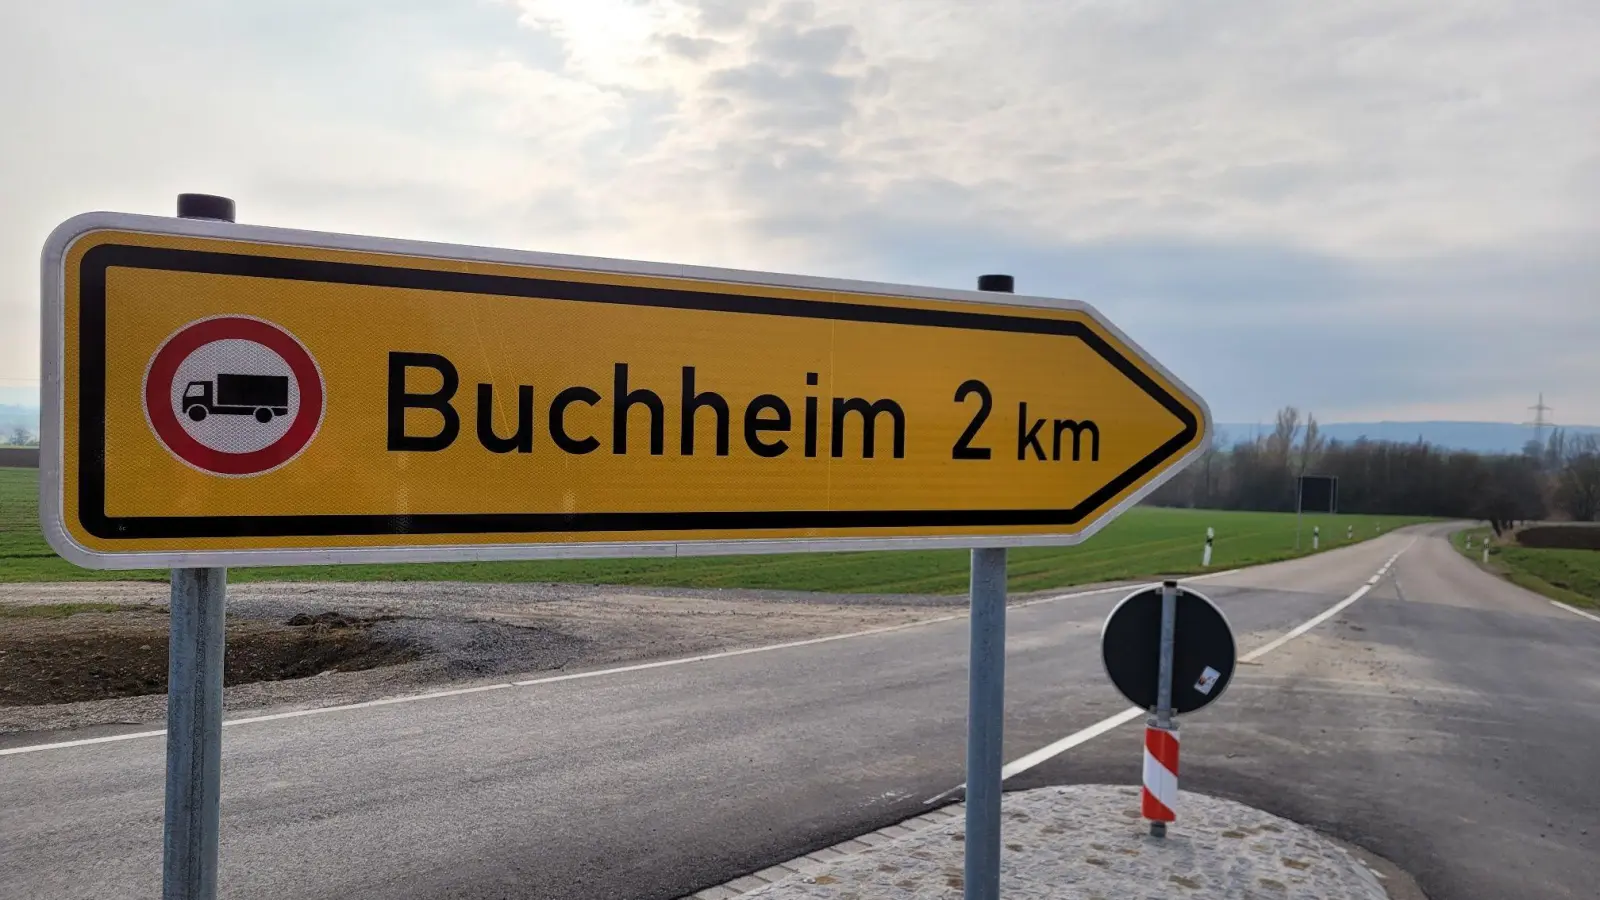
[78, 244, 1200, 540]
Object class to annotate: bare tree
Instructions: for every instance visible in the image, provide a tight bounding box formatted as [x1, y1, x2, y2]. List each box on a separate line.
[1296, 413, 1326, 478]
[1195, 444, 1219, 507]
[1556, 435, 1600, 522]
[1482, 454, 1547, 534]
[1544, 428, 1568, 471]
[7, 425, 32, 447]
[1142, 404, 1552, 523]
[1267, 406, 1300, 465]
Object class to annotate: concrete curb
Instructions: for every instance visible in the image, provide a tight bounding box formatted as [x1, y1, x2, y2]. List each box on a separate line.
[687, 805, 966, 899]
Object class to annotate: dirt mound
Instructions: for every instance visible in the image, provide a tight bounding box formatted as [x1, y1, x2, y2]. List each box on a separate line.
[1515, 524, 1600, 550]
[285, 611, 365, 628]
[0, 606, 418, 706]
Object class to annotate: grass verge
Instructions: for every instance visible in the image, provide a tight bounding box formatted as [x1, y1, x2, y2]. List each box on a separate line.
[1451, 524, 1600, 610]
[2, 467, 1435, 594]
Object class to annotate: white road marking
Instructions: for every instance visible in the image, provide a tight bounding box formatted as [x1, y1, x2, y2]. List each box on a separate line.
[1237, 585, 1372, 663]
[1550, 600, 1600, 624]
[1000, 707, 1146, 780]
[920, 706, 1149, 807]
[0, 728, 171, 756]
[924, 539, 1418, 800]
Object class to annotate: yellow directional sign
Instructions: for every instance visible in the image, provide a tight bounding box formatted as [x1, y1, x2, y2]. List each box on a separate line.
[40, 213, 1210, 568]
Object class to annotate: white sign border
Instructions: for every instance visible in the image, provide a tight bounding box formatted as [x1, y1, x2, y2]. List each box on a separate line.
[40, 211, 1213, 570]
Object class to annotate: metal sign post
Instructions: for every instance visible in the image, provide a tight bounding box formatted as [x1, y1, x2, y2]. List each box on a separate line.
[966, 546, 1007, 900]
[1148, 581, 1178, 837]
[163, 193, 235, 900]
[164, 565, 225, 900]
[1154, 581, 1177, 727]
[965, 275, 1012, 900]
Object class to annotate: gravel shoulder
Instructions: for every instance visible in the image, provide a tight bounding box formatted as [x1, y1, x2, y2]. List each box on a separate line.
[2, 578, 1127, 738]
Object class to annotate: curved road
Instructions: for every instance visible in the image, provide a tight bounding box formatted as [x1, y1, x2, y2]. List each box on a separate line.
[1, 524, 1595, 899]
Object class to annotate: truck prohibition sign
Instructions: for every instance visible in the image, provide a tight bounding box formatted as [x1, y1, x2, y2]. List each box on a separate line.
[183, 373, 290, 423]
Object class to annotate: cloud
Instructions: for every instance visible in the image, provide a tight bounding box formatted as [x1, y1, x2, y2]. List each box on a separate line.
[658, 33, 722, 62]
[697, 0, 759, 33]
[707, 61, 858, 131]
[2, 0, 1596, 426]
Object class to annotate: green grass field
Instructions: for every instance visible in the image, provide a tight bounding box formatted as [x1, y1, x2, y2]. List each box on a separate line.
[1452, 525, 1600, 609]
[0, 466, 1433, 593]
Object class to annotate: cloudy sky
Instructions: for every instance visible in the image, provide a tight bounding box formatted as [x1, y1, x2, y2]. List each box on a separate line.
[3, 0, 1596, 426]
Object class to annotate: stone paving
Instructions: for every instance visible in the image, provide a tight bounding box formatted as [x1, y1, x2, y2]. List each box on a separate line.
[701, 785, 1390, 900]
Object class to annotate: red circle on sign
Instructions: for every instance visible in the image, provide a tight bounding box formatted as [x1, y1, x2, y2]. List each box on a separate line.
[143, 317, 324, 476]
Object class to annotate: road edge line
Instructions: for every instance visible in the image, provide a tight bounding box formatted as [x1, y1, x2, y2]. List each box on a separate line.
[1550, 599, 1600, 624]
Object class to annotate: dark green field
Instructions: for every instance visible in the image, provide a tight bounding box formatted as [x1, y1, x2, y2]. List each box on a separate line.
[0, 467, 1433, 593]
[1452, 526, 1600, 609]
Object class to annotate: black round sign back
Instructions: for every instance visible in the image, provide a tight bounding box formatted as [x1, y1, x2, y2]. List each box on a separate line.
[1101, 585, 1236, 715]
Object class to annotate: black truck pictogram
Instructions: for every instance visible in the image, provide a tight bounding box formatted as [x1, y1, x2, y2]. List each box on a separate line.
[182, 374, 290, 424]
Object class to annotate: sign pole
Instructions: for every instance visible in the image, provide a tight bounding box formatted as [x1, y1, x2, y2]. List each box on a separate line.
[163, 193, 236, 900]
[964, 274, 1014, 900]
[1148, 580, 1178, 837]
[164, 566, 226, 900]
[1155, 581, 1177, 727]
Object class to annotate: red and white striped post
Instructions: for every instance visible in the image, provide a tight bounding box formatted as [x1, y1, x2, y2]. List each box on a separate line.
[1142, 721, 1179, 826]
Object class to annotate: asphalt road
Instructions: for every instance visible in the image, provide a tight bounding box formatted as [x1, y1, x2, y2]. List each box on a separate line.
[2, 524, 1595, 899]
[1014, 523, 1600, 900]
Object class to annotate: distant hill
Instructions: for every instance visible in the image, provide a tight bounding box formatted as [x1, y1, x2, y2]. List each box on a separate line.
[1215, 421, 1600, 455]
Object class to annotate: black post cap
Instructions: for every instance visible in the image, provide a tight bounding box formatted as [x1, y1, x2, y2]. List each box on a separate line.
[177, 193, 236, 222]
[977, 274, 1014, 293]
